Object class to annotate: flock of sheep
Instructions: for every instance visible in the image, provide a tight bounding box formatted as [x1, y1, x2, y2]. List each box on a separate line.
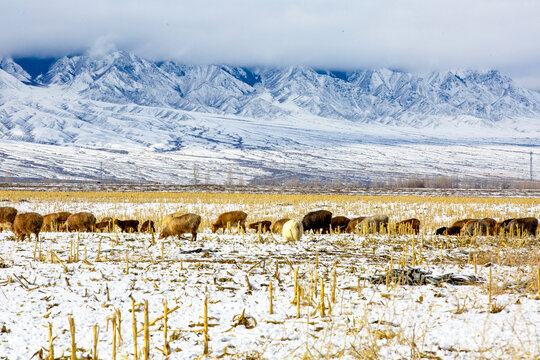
[0, 206, 538, 245]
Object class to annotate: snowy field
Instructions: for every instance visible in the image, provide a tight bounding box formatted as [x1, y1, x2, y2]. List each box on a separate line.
[0, 193, 539, 359]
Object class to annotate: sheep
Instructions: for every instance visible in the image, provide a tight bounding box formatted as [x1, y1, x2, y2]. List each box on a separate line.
[95, 217, 114, 232]
[42, 211, 71, 232]
[396, 218, 420, 235]
[282, 219, 303, 243]
[482, 218, 497, 228]
[271, 218, 290, 234]
[161, 212, 183, 229]
[504, 217, 538, 237]
[248, 220, 272, 233]
[330, 216, 350, 233]
[451, 218, 474, 230]
[358, 215, 389, 234]
[159, 213, 201, 241]
[12, 212, 43, 242]
[435, 226, 447, 235]
[66, 212, 96, 232]
[444, 225, 462, 235]
[211, 211, 247, 233]
[494, 218, 514, 236]
[345, 217, 366, 233]
[302, 210, 332, 234]
[140, 220, 156, 233]
[461, 219, 494, 236]
[114, 219, 139, 233]
[0, 206, 17, 231]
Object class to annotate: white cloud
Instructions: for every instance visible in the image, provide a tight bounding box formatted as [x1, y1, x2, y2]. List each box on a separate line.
[1, 0, 540, 87]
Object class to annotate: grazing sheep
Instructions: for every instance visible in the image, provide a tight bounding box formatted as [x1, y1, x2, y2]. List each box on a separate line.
[12, 212, 43, 242]
[482, 218, 497, 228]
[42, 211, 71, 232]
[0, 206, 17, 231]
[282, 219, 303, 243]
[435, 226, 447, 235]
[396, 218, 420, 235]
[159, 213, 201, 241]
[272, 218, 290, 234]
[494, 218, 514, 236]
[161, 212, 183, 229]
[140, 220, 156, 233]
[302, 210, 332, 234]
[504, 217, 538, 237]
[248, 220, 272, 233]
[114, 219, 139, 233]
[345, 217, 366, 233]
[95, 217, 114, 232]
[444, 225, 462, 235]
[358, 215, 389, 234]
[66, 212, 96, 232]
[451, 218, 474, 230]
[330, 216, 350, 233]
[211, 211, 247, 233]
[461, 219, 493, 236]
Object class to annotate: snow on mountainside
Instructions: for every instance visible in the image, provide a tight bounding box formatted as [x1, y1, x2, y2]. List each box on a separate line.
[0, 51, 539, 184]
[4, 51, 539, 124]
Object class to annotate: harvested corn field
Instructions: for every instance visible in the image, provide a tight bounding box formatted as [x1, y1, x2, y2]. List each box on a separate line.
[0, 191, 539, 359]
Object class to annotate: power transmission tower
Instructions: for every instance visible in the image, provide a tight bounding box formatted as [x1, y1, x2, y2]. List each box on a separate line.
[531, 152, 533, 182]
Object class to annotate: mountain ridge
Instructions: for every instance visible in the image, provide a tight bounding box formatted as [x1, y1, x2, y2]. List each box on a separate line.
[2, 51, 540, 126]
[0, 51, 538, 183]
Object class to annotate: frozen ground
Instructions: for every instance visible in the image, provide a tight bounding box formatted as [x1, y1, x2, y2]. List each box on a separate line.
[0, 197, 539, 359]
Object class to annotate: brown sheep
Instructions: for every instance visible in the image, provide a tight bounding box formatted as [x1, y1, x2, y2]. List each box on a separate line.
[114, 219, 139, 233]
[248, 220, 272, 233]
[358, 215, 389, 234]
[42, 211, 71, 232]
[482, 218, 497, 228]
[159, 213, 201, 241]
[396, 218, 420, 235]
[272, 218, 290, 234]
[66, 212, 96, 232]
[435, 226, 447, 235]
[444, 225, 462, 235]
[330, 216, 350, 233]
[12, 212, 43, 242]
[504, 217, 538, 237]
[494, 218, 514, 236]
[302, 210, 332, 234]
[95, 218, 114, 232]
[436, 225, 463, 236]
[140, 220, 156, 233]
[461, 219, 494, 236]
[211, 211, 247, 233]
[451, 218, 474, 230]
[0, 206, 17, 231]
[345, 217, 366, 233]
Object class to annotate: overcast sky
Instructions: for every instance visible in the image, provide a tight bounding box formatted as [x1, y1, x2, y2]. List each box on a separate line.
[2, 0, 540, 89]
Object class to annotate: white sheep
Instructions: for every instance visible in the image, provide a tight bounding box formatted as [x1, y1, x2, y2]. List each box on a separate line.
[282, 219, 303, 243]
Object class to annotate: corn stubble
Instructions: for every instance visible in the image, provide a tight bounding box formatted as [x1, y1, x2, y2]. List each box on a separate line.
[1, 190, 538, 359]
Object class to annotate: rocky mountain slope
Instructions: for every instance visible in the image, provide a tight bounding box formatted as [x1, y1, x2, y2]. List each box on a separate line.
[0, 51, 538, 183]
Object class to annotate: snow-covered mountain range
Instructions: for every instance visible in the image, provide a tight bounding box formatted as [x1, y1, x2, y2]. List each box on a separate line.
[0, 51, 538, 184]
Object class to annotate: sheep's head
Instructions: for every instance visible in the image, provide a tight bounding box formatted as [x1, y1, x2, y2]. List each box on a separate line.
[211, 223, 218, 233]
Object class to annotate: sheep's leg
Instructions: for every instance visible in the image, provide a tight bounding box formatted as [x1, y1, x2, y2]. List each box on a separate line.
[192, 232, 197, 241]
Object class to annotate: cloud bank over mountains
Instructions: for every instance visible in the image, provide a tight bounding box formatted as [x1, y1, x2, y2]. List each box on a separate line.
[1, 1, 540, 88]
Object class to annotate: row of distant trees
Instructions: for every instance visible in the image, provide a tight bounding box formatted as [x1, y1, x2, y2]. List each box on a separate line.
[1, 166, 538, 190]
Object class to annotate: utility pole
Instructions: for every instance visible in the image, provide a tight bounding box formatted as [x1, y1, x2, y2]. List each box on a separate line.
[530, 152, 533, 182]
